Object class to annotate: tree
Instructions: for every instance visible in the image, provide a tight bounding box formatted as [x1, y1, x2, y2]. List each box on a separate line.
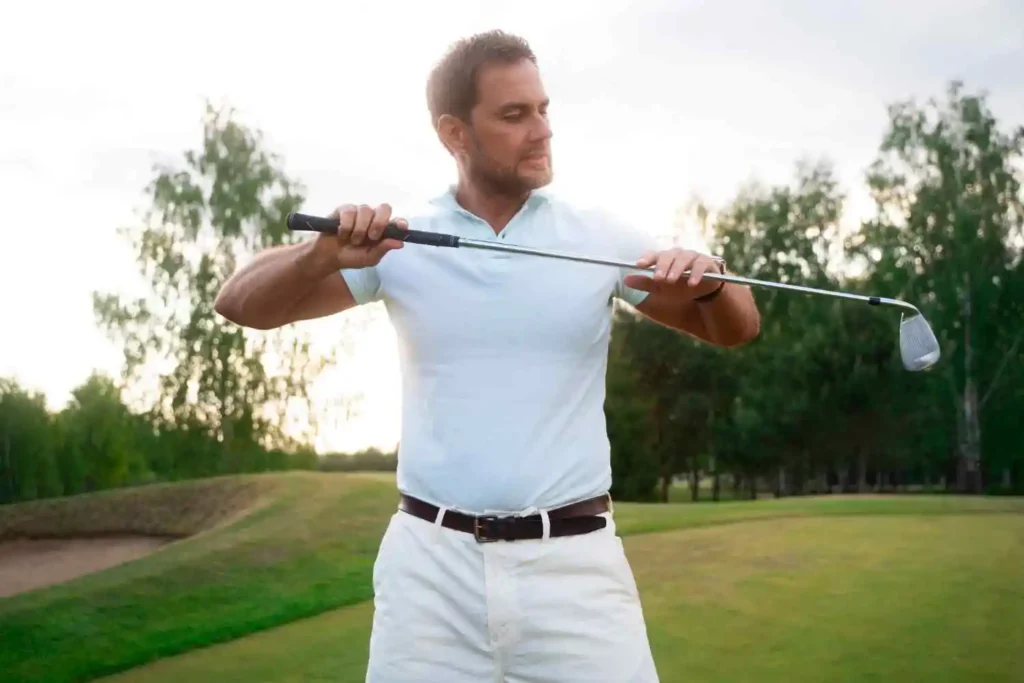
[93, 104, 331, 474]
[850, 81, 1024, 492]
[704, 160, 853, 496]
[0, 378, 60, 503]
[606, 315, 660, 502]
[56, 372, 149, 492]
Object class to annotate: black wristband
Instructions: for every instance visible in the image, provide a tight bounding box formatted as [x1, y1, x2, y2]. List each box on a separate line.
[694, 262, 727, 303]
[694, 281, 725, 303]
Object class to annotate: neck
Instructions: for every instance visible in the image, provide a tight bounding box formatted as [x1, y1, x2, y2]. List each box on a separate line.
[454, 178, 531, 235]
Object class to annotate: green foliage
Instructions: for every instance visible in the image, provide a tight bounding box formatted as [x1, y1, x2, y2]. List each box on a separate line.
[55, 373, 149, 492]
[606, 320, 660, 501]
[0, 380, 60, 504]
[605, 82, 1022, 500]
[318, 448, 398, 472]
[850, 81, 1024, 491]
[93, 103, 328, 474]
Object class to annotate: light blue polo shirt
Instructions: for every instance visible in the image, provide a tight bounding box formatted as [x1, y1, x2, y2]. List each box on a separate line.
[341, 186, 658, 514]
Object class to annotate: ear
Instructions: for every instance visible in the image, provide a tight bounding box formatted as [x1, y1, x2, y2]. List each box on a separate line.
[436, 114, 468, 157]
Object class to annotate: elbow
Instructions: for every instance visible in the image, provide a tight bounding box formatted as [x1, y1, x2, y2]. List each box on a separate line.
[738, 316, 762, 347]
[214, 287, 240, 324]
[214, 287, 260, 328]
[214, 287, 281, 331]
[740, 312, 762, 346]
[719, 312, 761, 348]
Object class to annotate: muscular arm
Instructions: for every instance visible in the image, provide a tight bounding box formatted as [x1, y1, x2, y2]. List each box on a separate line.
[635, 282, 760, 347]
[214, 241, 358, 330]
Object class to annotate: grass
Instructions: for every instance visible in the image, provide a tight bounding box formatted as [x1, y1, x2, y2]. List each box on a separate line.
[0, 472, 400, 683]
[0, 475, 274, 540]
[636, 515, 1024, 683]
[100, 514, 1024, 683]
[1, 472, 1022, 682]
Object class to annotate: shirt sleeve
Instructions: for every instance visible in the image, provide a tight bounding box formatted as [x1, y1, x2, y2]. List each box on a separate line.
[339, 265, 383, 305]
[599, 211, 661, 307]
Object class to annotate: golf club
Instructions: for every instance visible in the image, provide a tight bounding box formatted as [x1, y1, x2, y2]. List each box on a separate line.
[286, 212, 941, 372]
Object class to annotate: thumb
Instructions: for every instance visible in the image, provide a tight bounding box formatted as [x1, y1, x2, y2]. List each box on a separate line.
[623, 274, 655, 292]
[367, 238, 404, 263]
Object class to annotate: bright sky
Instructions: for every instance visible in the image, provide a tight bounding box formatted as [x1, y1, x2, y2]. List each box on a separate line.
[2, 0, 1022, 454]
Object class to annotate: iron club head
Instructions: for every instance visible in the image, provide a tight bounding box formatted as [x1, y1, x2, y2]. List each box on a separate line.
[898, 311, 942, 371]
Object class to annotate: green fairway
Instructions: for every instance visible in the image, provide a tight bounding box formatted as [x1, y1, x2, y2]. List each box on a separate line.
[1, 473, 1022, 682]
[101, 513, 1024, 683]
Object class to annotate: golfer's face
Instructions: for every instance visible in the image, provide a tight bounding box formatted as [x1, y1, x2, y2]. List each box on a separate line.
[469, 59, 553, 190]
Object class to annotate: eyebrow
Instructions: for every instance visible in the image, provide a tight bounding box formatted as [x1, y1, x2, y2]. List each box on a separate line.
[498, 98, 550, 113]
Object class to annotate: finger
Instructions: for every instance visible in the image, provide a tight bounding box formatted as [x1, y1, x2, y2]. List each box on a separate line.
[666, 251, 696, 284]
[350, 204, 375, 245]
[688, 257, 710, 287]
[367, 203, 392, 242]
[623, 274, 654, 292]
[334, 204, 357, 241]
[392, 217, 409, 231]
[635, 250, 658, 269]
[652, 252, 676, 281]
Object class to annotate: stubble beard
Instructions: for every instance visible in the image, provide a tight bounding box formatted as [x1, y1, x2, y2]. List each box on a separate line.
[465, 134, 552, 199]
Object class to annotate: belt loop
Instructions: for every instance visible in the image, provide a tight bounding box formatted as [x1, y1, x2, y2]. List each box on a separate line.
[540, 509, 550, 541]
[432, 506, 448, 544]
[607, 492, 614, 514]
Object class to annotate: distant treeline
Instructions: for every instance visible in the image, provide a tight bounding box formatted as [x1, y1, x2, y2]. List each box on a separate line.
[0, 374, 316, 505]
[0, 374, 404, 505]
[319, 449, 398, 472]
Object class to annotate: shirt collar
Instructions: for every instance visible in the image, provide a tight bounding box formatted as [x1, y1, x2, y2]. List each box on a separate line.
[429, 184, 552, 216]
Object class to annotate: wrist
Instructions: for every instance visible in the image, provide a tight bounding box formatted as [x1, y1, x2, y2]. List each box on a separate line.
[693, 281, 725, 303]
[294, 239, 340, 280]
[693, 259, 727, 303]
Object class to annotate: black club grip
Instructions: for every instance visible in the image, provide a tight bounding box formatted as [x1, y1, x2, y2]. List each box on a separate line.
[286, 212, 460, 248]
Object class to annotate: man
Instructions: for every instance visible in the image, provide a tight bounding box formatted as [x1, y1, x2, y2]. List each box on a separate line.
[215, 30, 759, 683]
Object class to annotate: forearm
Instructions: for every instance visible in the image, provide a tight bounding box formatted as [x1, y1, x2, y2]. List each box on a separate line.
[692, 284, 761, 347]
[215, 241, 334, 329]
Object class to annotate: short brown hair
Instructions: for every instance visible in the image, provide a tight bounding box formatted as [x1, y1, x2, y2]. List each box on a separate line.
[426, 30, 536, 126]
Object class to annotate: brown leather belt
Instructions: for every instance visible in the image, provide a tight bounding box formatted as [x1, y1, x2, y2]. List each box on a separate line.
[398, 493, 611, 542]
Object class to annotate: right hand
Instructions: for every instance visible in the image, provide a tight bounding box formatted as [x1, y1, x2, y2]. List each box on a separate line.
[309, 203, 407, 272]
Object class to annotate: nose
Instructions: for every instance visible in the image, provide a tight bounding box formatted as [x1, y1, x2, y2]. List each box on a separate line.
[531, 113, 552, 142]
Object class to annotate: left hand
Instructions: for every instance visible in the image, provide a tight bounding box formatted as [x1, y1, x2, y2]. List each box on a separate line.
[623, 248, 724, 299]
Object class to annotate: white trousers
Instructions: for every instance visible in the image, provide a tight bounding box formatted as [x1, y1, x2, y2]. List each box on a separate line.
[365, 505, 660, 682]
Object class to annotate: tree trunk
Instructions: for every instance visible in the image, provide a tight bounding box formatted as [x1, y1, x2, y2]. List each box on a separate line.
[857, 452, 867, 493]
[659, 471, 672, 503]
[775, 466, 786, 498]
[689, 460, 700, 502]
[712, 460, 721, 502]
[957, 273, 984, 493]
[1002, 468, 1012, 491]
[706, 389, 717, 502]
[749, 473, 758, 500]
[838, 465, 849, 493]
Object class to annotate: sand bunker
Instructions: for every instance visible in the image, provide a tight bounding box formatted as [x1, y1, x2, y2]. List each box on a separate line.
[0, 536, 172, 598]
